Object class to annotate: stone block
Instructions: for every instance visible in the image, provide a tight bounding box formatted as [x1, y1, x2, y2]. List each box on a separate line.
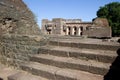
[49, 50, 69, 57]
[83, 27, 112, 38]
[49, 41, 58, 46]
[8, 72, 43, 80]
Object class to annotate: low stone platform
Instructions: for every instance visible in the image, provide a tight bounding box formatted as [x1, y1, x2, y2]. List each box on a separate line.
[49, 36, 119, 45]
[49, 37, 119, 51]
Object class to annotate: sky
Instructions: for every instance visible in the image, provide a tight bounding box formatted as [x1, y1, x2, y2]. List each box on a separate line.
[23, 0, 120, 28]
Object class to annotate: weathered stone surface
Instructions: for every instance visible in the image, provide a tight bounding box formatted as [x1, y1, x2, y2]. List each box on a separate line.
[8, 72, 48, 80]
[0, 0, 41, 35]
[21, 62, 58, 80]
[83, 27, 112, 38]
[0, 34, 46, 68]
[48, 39, 120, 51]
[93, 18, 109, 27]
[31, 54, 110, 75]
[21, 62, 103, 80]
[0, 63, 48, 80]
[83, 18, 112, 38]
[0, 64, 19, 80]
[38, 46, 117, 63]
[20, 37, 119, 79]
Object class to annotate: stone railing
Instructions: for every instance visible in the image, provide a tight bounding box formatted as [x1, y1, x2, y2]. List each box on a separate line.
[0, 34, 46, 68]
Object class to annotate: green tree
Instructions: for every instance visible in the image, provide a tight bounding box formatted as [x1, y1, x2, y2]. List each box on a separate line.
[97, 2, 120, 36]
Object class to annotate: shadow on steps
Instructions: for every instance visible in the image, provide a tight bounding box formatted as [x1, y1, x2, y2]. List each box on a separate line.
[104, 48, 120, 80]
[0, 78, 3, 80]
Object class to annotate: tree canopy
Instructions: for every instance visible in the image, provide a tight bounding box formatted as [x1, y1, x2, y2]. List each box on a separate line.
[97, 2, 120, 36]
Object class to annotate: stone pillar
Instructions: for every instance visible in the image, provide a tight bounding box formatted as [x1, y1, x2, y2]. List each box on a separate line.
[70, 27, 74, 35]
[66, 27, 69, 35]
[72, 27, 75, 35]
[78, 27, 82, 36]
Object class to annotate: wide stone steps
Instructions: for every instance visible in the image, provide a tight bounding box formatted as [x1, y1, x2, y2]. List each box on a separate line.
[19, 37, 119, 80]
[30, 54, 110, 75]
[21, 62, 103, 80]
[48, 40, 120, 51]
[38, 46, 117, 63]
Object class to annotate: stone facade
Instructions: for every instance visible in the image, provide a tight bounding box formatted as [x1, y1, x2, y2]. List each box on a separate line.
[41, 18, 112, 38]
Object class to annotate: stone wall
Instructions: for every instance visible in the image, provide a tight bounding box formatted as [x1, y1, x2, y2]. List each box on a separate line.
[83, 27, 112, 38]
[0, 0, 45, 69]
[85, 18, 112, 38]
[0, 34, 47, 68]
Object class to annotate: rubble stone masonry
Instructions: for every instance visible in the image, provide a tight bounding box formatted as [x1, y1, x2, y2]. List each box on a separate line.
[0, 34, 46, 68]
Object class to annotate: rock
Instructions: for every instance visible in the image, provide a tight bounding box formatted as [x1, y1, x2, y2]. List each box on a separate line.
[34, 36, 42, 42]
[0, 0, 41, 35]
[93, 18, 109, 27]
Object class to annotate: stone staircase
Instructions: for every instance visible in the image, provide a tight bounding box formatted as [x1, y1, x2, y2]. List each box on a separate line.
[20, 37, 120, 80]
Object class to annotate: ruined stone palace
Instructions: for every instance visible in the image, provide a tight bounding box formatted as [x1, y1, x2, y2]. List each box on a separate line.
[41, 18, 112, 38]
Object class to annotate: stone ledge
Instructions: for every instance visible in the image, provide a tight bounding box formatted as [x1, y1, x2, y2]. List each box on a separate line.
[21, 62, 103, 80]
[8, 72, 48, 80]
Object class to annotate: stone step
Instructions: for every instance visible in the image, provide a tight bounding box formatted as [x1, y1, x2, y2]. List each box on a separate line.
[49, 35, 83, 39]
[38, 46, 117, 63]
[0, 68, 17, 80]
[30, 54, 110, 75]
[0, 64, 48, 80]
[8, 72, 48, 80]
[48, 40, 120, 51]
[0, 66, 19, 80]
[20, 62, 103, 80]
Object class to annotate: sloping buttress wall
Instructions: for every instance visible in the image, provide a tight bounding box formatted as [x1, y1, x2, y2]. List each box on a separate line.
[0, 34, 47, 68]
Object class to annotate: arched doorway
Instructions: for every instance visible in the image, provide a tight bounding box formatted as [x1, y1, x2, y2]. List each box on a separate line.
[74, 26, 77, 35]
[80, 27, 83, 36]
[77, 26, 83, 36]
[68, 27, 71, 35]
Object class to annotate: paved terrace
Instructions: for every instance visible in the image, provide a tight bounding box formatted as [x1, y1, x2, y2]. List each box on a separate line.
[49, 36, 120, 46]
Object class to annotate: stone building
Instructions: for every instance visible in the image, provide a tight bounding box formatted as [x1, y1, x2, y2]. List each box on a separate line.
[41, 18, 112, 38]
